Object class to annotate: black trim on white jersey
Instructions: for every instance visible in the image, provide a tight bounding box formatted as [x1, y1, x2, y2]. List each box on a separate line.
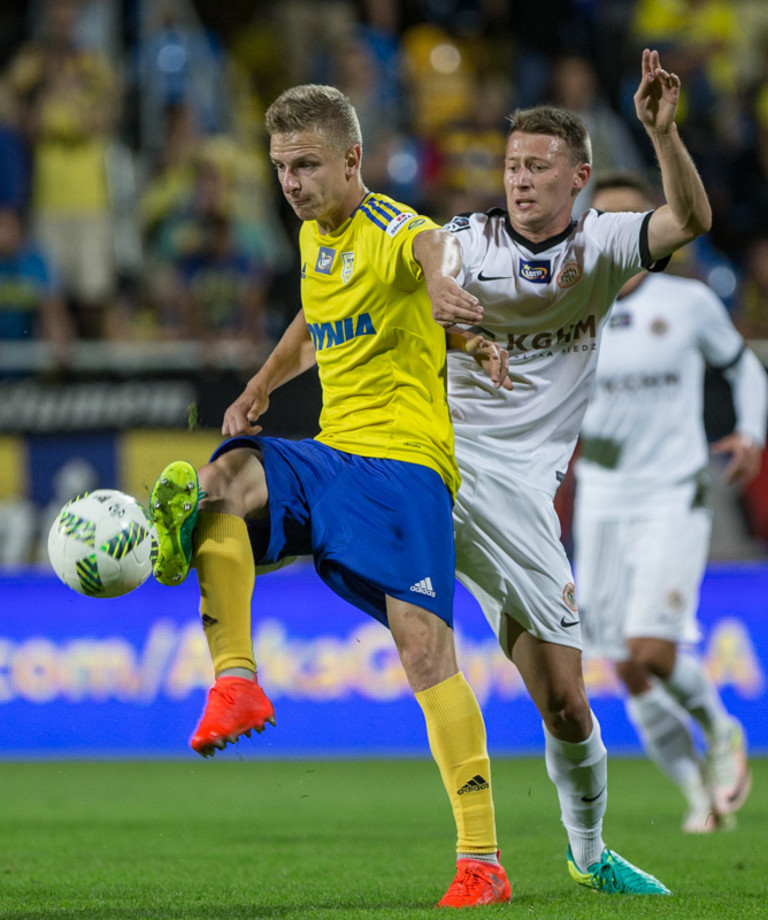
[500, 210, 578, 254]
[638, 211, 671, 273]
[709, 343, 746, 373]
[594, 208, 671, 273]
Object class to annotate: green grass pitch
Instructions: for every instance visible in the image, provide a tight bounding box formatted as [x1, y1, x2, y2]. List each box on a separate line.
[0, 756, 765, 919]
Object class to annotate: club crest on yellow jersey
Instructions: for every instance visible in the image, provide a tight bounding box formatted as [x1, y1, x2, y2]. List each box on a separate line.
[312, 248, 355, 284]
[341, 252, 355, 283]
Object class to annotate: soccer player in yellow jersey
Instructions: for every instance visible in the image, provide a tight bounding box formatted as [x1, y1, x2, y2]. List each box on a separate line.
[149, 84, 511, 908]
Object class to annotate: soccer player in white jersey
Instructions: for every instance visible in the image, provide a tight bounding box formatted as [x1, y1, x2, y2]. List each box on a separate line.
[149, 84, 511, 908]
[439, 49, 711, 895]
[574, 172, 767, 834]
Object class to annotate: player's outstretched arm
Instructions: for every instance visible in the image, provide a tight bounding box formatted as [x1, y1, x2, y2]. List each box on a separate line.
[222, 310, 316, 437]
[413, 228, 484, 328]
[635, 48, 712, 260]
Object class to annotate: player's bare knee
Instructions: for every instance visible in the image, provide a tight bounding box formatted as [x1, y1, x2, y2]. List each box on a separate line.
[388, 599, 457, 691]
[199, 449, 268, 517]
[545, 689, 592, 740]
[397, 641, 457, 693]
[398, 646, 435, 690]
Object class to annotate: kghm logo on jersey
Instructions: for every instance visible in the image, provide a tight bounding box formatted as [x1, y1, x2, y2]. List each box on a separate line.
[598, 370, 680, 395]
[506, 314, 597, 354]
[315, 246, 336, 274]
[556, 261, 583, 289]
[341, 251, 355, 284]
[519, 259, 551, 284]
[306, 312, 376, 350]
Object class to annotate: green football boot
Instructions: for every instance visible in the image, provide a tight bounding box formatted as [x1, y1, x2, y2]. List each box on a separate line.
[567, 846, 671, 895]
[150, 460, 200, 585]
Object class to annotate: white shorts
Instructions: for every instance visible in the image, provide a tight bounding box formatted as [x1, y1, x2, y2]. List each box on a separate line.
[453, 458, 583, 658]
[573, 501, 710, 660]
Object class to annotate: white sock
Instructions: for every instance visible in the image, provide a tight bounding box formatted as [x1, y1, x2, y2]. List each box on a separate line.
[218, 667, 256, 680]
[662, 653, 731, 742]
[543, 714, 606, 871]
[625, 682, 706, 804]
[456, 852, 499, 865]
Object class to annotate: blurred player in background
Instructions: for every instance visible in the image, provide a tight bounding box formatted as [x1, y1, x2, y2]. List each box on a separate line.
[574, 171, 767, 834]
[149, 83, 511, 908]
[440, 50, 710, 895]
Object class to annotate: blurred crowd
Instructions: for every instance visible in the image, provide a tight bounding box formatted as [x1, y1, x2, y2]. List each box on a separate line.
[1, 0, 768, 357]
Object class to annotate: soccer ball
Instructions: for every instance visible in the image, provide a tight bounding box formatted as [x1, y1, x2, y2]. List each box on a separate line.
[47, 489, 157, 598]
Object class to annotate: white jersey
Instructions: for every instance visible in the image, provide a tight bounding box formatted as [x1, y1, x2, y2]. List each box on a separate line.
[445, 207, 662, 494]
[576, 273, 748, 511]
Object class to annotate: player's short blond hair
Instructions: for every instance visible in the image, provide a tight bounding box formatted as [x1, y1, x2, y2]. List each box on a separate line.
[265, 84, 363, 155]
[506, 105, 592, 166]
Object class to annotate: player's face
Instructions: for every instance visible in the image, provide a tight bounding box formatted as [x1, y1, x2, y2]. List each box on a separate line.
[270, 129, 362, 234]
[503, 132, 590, 242]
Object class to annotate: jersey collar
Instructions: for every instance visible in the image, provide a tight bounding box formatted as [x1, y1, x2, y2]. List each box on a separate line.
[495, 207, 577, 254]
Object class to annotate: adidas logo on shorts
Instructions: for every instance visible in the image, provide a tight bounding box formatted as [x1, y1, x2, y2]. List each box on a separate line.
[410, 576, 436, 598]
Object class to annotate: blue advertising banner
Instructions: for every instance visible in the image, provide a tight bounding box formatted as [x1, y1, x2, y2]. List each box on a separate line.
[1, 561, 766, 758]
[26, 433, 118, 506]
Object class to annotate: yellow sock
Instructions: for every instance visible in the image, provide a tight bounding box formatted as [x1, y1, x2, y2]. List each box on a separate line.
[193, 511, 256, 675]
[415, 671, 498, 855]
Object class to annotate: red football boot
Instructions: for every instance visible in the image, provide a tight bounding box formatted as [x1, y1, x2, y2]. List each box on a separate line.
[190, 674, 276, 757]
[438, 852, 512, 908]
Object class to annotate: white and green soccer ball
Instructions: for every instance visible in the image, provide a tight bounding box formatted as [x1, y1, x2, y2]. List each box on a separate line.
[47, 489, 157, 598]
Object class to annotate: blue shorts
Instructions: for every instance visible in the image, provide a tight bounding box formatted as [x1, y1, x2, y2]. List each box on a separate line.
[210, 437, 456, 628]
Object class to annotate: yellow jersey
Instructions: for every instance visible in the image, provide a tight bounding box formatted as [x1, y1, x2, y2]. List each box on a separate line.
[300, 191, 460, 497]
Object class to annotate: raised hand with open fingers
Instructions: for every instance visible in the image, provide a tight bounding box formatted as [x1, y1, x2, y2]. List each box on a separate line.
[634, 48, 680, 133]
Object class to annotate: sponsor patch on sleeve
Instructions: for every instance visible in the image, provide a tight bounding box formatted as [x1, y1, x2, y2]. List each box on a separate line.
[443, 216, 471, 233]
[385, 212, 416, 237]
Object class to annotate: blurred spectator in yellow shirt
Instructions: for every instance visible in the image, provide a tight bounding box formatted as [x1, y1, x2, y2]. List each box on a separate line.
[8, 0, 120, 340]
